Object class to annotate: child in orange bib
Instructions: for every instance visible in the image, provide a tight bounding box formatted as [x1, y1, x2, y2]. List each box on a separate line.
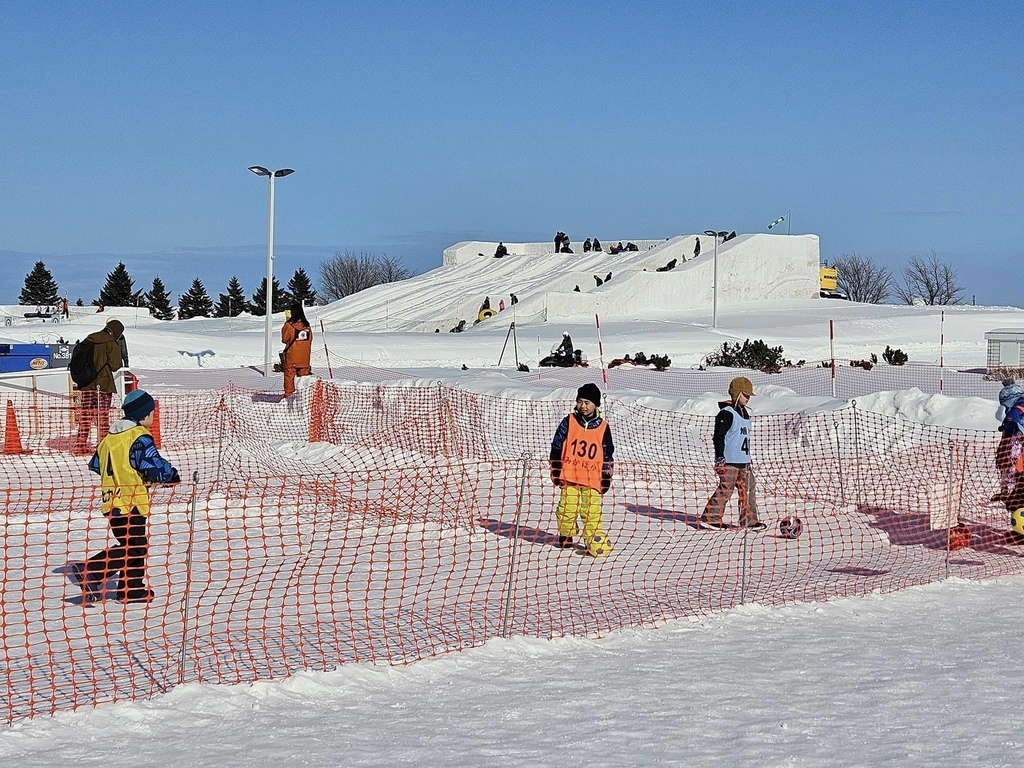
[549, 383, 615, 556]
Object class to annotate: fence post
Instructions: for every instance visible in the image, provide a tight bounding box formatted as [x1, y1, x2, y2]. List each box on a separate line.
[740, 527, 750, 605]
[851, 401, 861, 508]
[178, 470, 200, 686]
[830, 319, 837, 399]
[499, 453, 532, 639]
[943, 439, 968, 579]
[834, 414, 847, 509]
[214, 395, 226, 490]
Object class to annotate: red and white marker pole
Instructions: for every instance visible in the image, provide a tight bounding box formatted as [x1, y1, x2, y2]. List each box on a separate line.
[939, 310, 945, 393]
[595, 313, 608, 385]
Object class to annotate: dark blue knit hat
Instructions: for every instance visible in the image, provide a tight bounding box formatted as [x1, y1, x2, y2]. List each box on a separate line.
[122, 389, 155, 422]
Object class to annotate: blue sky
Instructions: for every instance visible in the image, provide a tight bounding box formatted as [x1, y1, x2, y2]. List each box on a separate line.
[1, 1, 1021, 306]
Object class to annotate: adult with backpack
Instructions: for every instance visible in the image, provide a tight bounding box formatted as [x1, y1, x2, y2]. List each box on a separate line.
[281, 303, 313, 397]
[70, 319, 124, 455]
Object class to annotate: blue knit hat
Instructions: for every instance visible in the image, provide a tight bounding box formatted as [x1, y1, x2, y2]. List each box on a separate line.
[122, 389, 155, 422]
[999, 380, 1024, 409]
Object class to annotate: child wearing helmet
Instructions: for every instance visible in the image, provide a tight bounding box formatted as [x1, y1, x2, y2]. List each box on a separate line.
[700, 376, 766, 531]
[70, 389, 181, 603]
[554, 331, 574, 362]
[549, 383, 615, 556]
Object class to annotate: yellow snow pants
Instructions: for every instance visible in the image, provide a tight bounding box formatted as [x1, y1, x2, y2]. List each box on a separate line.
[556, 484, 607, 551]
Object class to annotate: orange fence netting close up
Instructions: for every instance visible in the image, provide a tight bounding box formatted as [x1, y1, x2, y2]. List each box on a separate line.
[0, 374, 1017, 724]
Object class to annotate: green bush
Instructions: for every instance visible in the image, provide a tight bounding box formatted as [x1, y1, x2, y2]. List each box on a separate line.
[882, 345, 908, 366]
[701, 339, 791, 374]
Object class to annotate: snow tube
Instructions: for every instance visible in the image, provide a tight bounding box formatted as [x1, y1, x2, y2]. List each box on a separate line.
[478, 308, 497, 322]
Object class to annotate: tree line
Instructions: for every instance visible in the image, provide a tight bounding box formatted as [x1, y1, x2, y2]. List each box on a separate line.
[17, 251, 413, 321]
[830, 250, 966, 305]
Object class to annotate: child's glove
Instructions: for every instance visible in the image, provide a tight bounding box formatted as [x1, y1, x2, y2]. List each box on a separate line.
[166, 469, 182, 484]
[714, 458, 727, 477]
[550, 462, 562, 486]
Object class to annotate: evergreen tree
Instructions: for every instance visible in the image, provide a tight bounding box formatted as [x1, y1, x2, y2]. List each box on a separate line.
[94, 262, 142, 307]
[19, 261, 60, 305]
[250, 276, 290, 316]
[214, 276, 249, 317]
[177, 277, 214, 320]
[75, 298, 84, 307]
[146, 276, 176, 321]
[287, 268, 318, 307]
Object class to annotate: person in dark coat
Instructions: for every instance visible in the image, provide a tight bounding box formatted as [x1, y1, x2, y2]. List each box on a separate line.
[494, 242, 508, 258]
[555, 331, 574, 360]
[694, 238, 701, 258]
[73, 319, 125, 455]
[510, 293, 518, 305]
[583, 238, 592, 252]
[592, 238, 602, 252]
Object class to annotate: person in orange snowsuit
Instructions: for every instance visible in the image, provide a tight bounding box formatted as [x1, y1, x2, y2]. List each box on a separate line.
[281, 303, 313, 397]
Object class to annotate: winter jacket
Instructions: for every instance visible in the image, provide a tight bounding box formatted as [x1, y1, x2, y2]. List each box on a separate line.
[89, 418, 179, 516]
[712, 399, 752, 467]
[1000, 398, 1024, 437]
[550, 409, 615, 493]
[281, 320, 313, 368]
[77, 328, 123, 393]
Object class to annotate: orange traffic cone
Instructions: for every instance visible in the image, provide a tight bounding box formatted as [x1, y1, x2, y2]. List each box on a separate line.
[150, 399, 161, 449]
[4, 400, 31, 455]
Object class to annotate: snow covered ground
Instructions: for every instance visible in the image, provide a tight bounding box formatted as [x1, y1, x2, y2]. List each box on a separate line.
[2, 242, 1023, 765]
[1, 576, 1021, 767]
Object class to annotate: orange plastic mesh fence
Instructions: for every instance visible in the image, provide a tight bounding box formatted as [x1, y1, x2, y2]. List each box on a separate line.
[0, 381, 1016, 723]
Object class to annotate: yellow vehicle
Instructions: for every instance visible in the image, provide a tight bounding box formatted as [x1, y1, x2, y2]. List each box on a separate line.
[819, 264, 848, 300]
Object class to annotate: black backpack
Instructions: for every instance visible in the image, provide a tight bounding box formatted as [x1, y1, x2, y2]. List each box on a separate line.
[69, 340, 100, 388]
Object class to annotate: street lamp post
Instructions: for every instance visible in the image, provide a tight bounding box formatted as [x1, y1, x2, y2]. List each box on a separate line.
[249, 166, 294, 376]
[703, 230, 729, 329]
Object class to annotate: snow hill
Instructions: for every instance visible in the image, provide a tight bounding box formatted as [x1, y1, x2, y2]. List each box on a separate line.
[318, 233, 820, 332]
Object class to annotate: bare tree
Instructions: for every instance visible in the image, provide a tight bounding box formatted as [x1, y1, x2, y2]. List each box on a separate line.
[319, 251, 412, 302]
[377, 254, 412, 284]
[894, 249, 964, 305]
[830, 251, 894, 304]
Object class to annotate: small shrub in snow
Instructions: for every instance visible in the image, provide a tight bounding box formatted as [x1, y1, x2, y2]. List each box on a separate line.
[883, 345, 909, 366]
[701, 339, 791, 374]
